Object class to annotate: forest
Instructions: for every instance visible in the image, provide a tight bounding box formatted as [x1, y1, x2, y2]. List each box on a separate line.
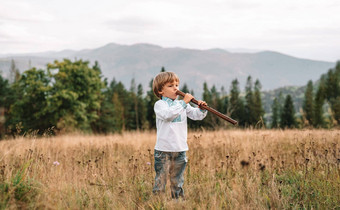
[0, 59, 339, 138]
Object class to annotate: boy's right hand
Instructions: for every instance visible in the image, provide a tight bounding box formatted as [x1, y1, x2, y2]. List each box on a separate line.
[183, 93, 194, 104]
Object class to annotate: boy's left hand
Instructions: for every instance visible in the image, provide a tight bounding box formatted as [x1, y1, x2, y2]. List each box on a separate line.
[197, 100, 207, 108]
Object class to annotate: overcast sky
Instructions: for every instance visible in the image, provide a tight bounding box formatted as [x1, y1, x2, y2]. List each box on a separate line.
[1, 0, 339, 62]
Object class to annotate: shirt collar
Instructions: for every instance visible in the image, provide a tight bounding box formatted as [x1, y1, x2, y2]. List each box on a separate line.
[162, 96, 174, 101]
[162, 96, 175, 106]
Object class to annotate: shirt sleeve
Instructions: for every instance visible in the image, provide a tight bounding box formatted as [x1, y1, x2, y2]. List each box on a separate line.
[154, 100, 186, 122]
[186, 103, 208, 120]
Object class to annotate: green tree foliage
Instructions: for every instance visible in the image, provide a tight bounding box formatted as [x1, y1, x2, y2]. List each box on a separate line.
[313, 76, 326, 127]
[202, 83, 215, 128]
[325, 62, 340, 124]
[280, 95, 296, 129]
[137, 84, 147, 130]
[126, 78, 147, 131]
[6, 68, 52, 134]
[303, 80, 314, 126]
[46, 59, 105, 132]
[229, 79, 246, 127]
[0, 74, 10, 106]
[245, 76, 256, 126]
[0, 74, 10, 138]
[254, 79, 265, 127]
[271, 97, 280, 128]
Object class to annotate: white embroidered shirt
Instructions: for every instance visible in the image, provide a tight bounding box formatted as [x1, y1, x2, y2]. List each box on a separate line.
[154, 96, 207, 152]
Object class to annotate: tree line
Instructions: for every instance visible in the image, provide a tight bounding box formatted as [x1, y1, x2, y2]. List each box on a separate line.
[0, 59, 339, 138]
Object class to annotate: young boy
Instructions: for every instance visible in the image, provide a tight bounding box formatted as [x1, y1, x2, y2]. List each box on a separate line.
[152, 71, 207, 199]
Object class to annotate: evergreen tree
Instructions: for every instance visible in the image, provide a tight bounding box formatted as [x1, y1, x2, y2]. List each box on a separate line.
[127, 78, 138, 130]
[0, 74, 10, 138]
[277, 91, 285, 118]
[302, 80, 314, 126]
[220, 86, 228, 115]
[94, 78, 121, 133]
[271, 97, 280, 128]
[0, 74, 9, 107]
[9, 59, 20, 84]
[229, 79, 246, 127]
[112, 92, 124, 132]
[137, 83, 146, 130]
[280, 95, 296, 129]
[245, 76, 256, 126]
[314, 76, 326, 127]
[327, 62, 340, 124]
[202, 82, 212, 105]
[254, 79, 265, 127]
[202, 82, 215, 128]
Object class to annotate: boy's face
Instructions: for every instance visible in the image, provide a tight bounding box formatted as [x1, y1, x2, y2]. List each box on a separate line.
[159, 81, 179, 100]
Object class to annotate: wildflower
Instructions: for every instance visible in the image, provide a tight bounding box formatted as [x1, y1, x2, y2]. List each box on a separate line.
[147, 162, 151, 165]
[53, 161, 60, 166]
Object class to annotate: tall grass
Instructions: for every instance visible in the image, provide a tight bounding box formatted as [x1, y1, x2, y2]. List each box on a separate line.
[0, 130, 339, 209]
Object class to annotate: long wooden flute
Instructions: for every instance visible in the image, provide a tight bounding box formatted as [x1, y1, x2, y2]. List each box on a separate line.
[176, 90, 238, 125]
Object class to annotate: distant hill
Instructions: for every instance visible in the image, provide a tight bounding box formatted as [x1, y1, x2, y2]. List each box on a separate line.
[0, 43, 335, 98]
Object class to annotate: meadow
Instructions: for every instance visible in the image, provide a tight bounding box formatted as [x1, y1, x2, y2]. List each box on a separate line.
[0, 129, 339, 209]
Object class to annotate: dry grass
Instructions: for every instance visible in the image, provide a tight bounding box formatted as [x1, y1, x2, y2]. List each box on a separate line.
[0, 129, 339, 209]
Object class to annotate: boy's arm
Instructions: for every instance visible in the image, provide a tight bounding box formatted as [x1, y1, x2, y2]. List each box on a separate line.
[154, 100, 187, 122]
[186, 103, 208, 121]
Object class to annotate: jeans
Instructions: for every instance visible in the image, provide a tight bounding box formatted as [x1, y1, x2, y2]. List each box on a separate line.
[152, 149, 187, 199]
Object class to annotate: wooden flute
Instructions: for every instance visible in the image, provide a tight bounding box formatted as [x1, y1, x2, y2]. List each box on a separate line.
[176, 90, 238, 125]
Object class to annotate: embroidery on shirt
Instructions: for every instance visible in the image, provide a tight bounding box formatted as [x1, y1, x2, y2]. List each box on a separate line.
[163, 97, 181, 123]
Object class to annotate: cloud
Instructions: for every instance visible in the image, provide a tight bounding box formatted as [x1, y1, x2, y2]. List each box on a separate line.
[106, 16, 160, 33]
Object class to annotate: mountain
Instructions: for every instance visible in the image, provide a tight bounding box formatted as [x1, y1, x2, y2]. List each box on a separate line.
[0, 43, 335, 97]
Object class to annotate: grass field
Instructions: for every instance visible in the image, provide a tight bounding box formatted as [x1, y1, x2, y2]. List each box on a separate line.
[0, 129, 339, 209]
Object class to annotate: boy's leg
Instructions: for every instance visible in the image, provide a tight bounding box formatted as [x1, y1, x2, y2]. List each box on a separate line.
[153, 150, 169, 194]
[169, 151, 187, 199]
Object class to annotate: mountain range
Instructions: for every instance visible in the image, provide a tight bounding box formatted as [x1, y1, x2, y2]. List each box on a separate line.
[0, 43, 335, 98]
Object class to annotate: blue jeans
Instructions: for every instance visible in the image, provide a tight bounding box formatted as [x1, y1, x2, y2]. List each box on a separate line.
[153, 150, 187, 199]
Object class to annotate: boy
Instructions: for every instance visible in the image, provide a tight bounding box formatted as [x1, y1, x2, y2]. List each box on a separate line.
[152, 71, 207, 199]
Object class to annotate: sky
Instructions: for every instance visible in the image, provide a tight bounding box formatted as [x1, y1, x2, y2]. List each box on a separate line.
[1, 0, 340, 62]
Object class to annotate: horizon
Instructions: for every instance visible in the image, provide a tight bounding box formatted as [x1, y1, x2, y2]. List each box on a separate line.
[0, 42, 336, 63]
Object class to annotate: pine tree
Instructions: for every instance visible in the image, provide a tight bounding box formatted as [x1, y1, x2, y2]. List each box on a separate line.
[302, 80, 314, 126]
[254, 79, 265, 127]
[202, 82, 214, 128]
[245, 76, 255, 126]
[280, 95, 296, 129]
[229, 79, 246, 127]
[220, 86, 228, 115]
[314, 76, 326, 127]
[271, 97, 280, 128]
[210, 85, 221, 127]
[9, 59, 20, 84]
[128, 78, 138, 130]
[0, 74, 10, 138]
[328, 62, 340, 124]
[137, 84, 146, 130]
[112, 92, 124, 132]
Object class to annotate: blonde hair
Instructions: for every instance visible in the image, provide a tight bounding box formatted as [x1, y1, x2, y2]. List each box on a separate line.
[152, 72, 180, 99]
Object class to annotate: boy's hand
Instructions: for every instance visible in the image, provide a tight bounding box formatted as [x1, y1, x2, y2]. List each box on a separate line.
[197, 100, 207, 109]
[183, 93, 194, 104]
